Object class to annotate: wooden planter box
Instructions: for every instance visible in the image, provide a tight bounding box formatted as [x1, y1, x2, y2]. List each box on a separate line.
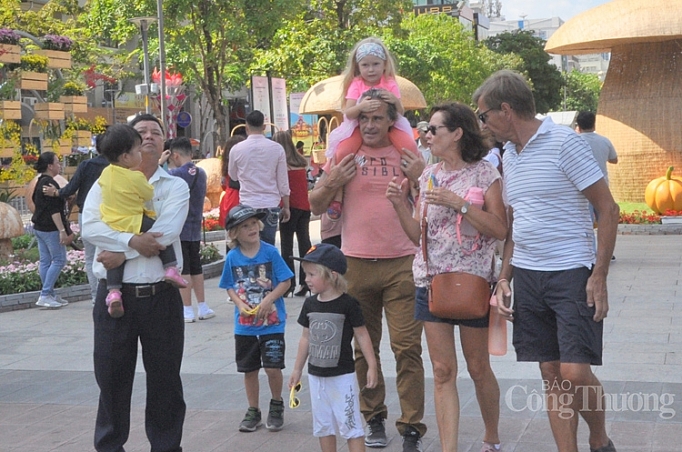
[0, 147, 17, 158]
[35, 102, 65, 120]
[60, 95, 87, 113]
[43, 143, 72, 156]
[0, 44, 21, 64]
[0, 101, 21, 120]
[20, 71, 48, 91]
[72, 130, 92, 147]
[35, 49, 71, 69]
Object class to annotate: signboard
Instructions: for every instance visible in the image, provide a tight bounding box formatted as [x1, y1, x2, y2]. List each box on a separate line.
[176, 111, 192, 128]
[251, 75, 272, 125]
[289, 92, 317, 155]
[271, 77, 289, 132]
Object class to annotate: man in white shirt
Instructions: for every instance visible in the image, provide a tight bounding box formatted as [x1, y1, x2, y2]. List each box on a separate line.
[474, 71, 619, 452]
[83, 114, 189, 452]
[228, 110, 290, 245]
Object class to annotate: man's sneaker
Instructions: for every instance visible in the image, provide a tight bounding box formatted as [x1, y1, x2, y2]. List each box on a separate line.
[239, 407, 261, 432]
[197, 303, 215, 320]
[55, 295, 69, 306]
[36, 295, 62, 309]
[402, 426, 422, 452]
[365, 415, 388, 448]
[265, 398, 284, 431]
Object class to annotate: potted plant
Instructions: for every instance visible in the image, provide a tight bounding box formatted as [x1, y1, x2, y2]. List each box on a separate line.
[59, 81, 87, 113]
[0, 75, 21, 120]
[0, 28, 21, 64]
[35, 120, 68, 156]
[64, 117, 92, 147]
[36, 34, 73, 69]
[0, 119, 21, 158]
[19, 54, 49, 90]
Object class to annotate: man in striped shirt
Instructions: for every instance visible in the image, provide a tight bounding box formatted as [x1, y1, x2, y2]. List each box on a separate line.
[474, 70, 619, 452]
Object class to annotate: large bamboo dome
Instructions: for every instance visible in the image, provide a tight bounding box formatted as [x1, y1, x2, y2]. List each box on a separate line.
[546, 0, 682, 202]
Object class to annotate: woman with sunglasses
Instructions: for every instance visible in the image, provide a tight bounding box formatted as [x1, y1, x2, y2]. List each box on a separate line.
[387, 102, 507, 452]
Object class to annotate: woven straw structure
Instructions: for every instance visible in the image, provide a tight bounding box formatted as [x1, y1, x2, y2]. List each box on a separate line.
[545, 0, 682, 54]
[299, 75, 426, 115]
[545, 0, 682, 201]
[598, 40, 682, 201]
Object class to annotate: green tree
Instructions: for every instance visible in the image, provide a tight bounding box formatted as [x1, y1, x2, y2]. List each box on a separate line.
[252, 0, 413, 93]
[561, 70, 601, 112]
[385, 14, 522, 107]
[83, 0, 300, 143]
[485, 30, 563, 113]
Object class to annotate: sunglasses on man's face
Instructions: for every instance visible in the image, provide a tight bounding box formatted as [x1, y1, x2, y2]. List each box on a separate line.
[478, 108, 498, 124]
[289, 381, 302, 409]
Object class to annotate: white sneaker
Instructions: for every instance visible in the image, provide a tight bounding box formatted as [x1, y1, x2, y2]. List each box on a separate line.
[55, 295, 69, 306]
[36, 295, 62, 309]
[184, 312, 196, 323]
[198, 304, 215, 320]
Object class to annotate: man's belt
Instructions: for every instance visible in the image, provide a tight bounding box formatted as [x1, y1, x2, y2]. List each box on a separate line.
[120, 281, 169, 298]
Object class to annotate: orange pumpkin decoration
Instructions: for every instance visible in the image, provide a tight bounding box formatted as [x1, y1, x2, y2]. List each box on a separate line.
[644, 166, 682, 214]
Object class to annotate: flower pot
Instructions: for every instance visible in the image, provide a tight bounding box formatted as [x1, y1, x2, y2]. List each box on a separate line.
[20, 71, 48, 91]
[35, 49, 71, 69]
[60, 95, 87, 113]
[72, 130, 92, 147]
[0, 44, 21, 64]
[0, 101, 21, 120]
[34, 102, 65, 120]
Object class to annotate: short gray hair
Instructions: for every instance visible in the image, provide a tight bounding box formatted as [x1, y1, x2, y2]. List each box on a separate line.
[473, 70, 536, 120]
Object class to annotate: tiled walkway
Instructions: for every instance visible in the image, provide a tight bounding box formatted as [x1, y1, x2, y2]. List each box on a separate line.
[0, 233, 681, 451]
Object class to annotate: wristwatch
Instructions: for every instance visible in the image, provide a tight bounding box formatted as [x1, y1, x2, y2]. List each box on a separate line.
[460, 201, 471, 214]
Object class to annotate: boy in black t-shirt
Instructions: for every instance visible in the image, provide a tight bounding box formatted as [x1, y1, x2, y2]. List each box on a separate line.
[289, 244, 377, 452]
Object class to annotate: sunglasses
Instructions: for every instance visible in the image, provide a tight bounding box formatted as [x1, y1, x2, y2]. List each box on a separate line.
[289, 381, 302, 409]
[477, 108, 496, 124]
[426, 125, 448, 135]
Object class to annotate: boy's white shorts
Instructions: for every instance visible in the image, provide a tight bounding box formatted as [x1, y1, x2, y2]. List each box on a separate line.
[309, 372, 365, 439]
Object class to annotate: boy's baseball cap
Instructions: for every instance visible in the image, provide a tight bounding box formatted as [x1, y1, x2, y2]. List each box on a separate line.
[292, 243, 347, 275]
[225, 205, 266, 231]
[416, 121, 429, 132]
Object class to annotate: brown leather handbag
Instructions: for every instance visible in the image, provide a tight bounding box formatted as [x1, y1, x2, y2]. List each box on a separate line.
[422, 215, 490, 320]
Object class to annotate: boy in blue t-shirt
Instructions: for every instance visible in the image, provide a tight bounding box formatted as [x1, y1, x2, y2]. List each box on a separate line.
[219, 205, 294, 433]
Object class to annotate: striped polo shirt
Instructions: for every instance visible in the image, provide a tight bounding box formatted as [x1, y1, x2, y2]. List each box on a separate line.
[504, 118, 603, 271]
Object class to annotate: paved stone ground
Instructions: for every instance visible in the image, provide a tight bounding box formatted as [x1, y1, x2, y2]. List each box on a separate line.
[1, 228, 681, 451]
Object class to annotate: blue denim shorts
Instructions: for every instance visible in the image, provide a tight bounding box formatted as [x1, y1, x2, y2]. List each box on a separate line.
[414, 286, 489, 328]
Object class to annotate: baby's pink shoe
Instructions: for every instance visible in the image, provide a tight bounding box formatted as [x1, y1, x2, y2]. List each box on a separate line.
[106, 290, 124, 318]
[164, 267, 188, 288]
